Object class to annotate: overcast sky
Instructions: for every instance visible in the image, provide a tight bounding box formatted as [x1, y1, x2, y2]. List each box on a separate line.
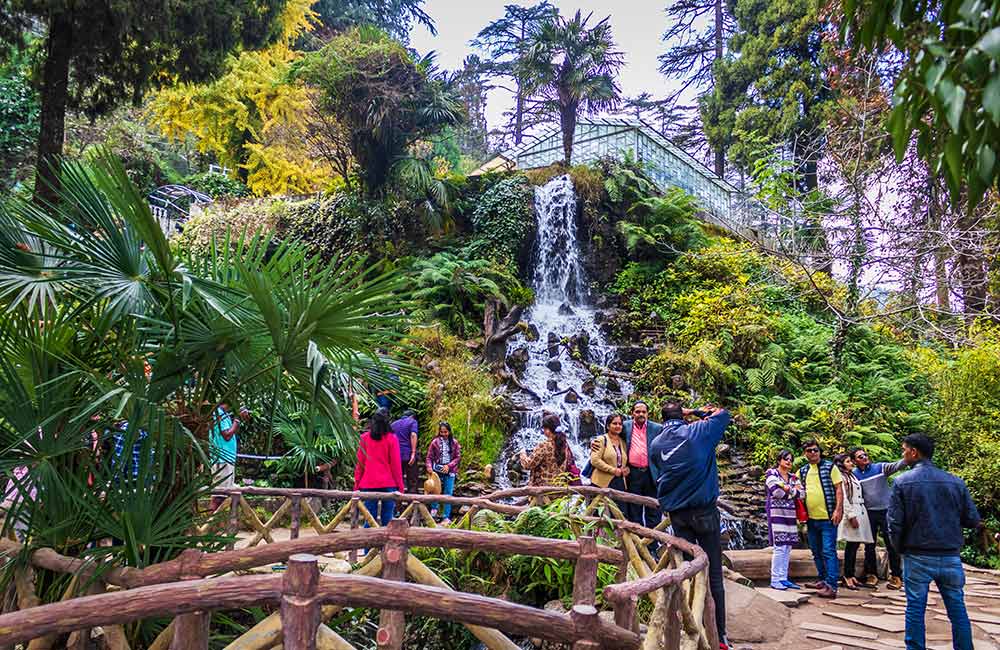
[409, 1, 684, 134]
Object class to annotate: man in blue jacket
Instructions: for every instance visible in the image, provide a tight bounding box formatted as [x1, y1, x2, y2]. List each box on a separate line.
[651, 400, 731, 649]
[888, 433, 981, 650]
[622, 401, 664, 529]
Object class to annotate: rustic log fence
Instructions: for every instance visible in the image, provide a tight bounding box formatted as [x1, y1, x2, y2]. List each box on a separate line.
[0, 485, 717, 650]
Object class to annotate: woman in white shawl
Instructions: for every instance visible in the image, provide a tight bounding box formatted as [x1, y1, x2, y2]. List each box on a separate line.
[834, 452, 874, 590]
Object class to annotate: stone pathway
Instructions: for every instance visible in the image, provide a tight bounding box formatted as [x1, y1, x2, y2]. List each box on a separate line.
[730, 570, 1000, 650]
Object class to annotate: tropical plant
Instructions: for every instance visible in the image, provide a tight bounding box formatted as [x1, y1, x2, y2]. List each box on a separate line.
[617, 188, 706, 258]
[522, 10, 624, 164]
[291, 27, 465, 198]
[0, 152, 407, 641]
[410, 252, 521, 337]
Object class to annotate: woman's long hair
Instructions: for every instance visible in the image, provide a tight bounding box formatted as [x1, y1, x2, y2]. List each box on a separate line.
[370, 409, 391, 441]
[438, 421, 456, 455]
[542, 414, 568, 467]
[833, 452, 855, 500]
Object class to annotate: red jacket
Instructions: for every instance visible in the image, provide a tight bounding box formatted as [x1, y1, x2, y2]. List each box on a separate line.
[354, 432, 405, 492]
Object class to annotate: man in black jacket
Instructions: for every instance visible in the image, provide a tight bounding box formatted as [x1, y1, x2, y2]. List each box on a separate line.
[888, 433, 980, 650]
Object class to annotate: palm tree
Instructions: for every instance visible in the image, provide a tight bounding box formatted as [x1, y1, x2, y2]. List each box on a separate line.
[0, 151, 408, 639]
[523, 11, 624, 164]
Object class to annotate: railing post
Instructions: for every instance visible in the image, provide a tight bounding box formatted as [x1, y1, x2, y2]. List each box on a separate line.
[377, 519, 408, 650]
[290, 495, 302, 540]
[701, 567, 720, 650]
[572, 536, 598, 607]
[170, 549, 209, 650]
[227, 491, 241, 551]
[348, 498, 359, 564]
[281, 554, 321, 650]
[570, 605, 601, 650]
[612, 594, 638, 634]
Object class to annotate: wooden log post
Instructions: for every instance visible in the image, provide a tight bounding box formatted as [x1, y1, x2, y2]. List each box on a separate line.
[170, 549, 210, 650]
[281, 554, 321, 650]
[572, 536, 598, 608]
[376, 520, 408, 650]
[290, 495, 302, 541]
[348, 498, 359, 564]
[612, 594, 638, 634]
[570, 605, 601, 650]
[700, 567, 720, 650]
[227, 491, 242, 551]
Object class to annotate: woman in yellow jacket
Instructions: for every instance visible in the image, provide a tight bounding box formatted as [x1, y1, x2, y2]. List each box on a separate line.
[589, 413, 630, 516]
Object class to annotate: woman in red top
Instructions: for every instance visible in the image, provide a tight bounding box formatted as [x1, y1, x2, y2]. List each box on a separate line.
[354, 410, 404, 526]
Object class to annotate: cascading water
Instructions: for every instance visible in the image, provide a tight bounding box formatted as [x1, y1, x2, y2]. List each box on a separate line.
[497, 175, 632, 487]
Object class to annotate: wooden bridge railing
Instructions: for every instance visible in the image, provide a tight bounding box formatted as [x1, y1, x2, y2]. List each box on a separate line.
[0, 485, 717, 650]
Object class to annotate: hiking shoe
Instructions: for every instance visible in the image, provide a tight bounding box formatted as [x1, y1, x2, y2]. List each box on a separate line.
[781, 580, 802, 590]
[770, 582, 788, 590]
[816, 585, 837, 599]
[864, 574, 879, 588]
[804, 581, 825, 589]
[887, 576, 903, 590]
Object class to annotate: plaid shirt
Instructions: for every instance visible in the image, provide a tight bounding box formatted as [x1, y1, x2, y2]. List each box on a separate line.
[111, 423, 152, 479]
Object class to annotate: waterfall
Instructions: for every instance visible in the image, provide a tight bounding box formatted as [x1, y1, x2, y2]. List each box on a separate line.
[496, 175, 632, 487]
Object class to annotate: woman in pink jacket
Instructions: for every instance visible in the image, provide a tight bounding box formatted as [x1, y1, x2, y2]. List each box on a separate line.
[354, 410, 404, 526]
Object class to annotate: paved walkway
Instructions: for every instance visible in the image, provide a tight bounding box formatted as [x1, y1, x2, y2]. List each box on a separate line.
[743, 572, 1000, 650]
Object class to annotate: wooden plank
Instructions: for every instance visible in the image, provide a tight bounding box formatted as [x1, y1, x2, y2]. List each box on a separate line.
[823, 612, 906, 633]
[757, 587, 810, 607]
[806, 632, 901, 650]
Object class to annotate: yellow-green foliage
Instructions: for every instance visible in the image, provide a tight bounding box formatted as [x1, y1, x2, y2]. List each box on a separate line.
[917, 326, 1000, 511]
[174, 198, 280, 254]
[407, 326, 510, 470]
[524, 163, 604, 204]
[146, 0, 333, 196]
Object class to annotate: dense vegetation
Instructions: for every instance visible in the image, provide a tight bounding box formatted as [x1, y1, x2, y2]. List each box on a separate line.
[2, 0, 1000, 645]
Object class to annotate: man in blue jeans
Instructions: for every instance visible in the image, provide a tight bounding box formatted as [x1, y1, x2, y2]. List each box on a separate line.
[888, 433, 981, 650]
[800, 440, 843, 599]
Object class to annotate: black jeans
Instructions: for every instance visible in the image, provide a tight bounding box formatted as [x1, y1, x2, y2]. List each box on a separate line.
[608, 474, 629, 518]
[865, 509, 902, 578]
[670, 503, 726, 642]
[625, 466, 662, 530]
[844, 541, 861, 579]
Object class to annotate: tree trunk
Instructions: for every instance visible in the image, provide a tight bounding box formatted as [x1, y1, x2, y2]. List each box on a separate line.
[33, 11, 75, 206]
[560, 104, 577, 165]
[956, 207, 988, 318]
[514, 85, 524, 146]
[712, 0, 725, 178]
[928, 181, 951, 311]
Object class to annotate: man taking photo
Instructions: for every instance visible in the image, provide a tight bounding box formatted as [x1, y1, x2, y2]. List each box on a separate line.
[850, 446, 906, 589]
[651, 401, 731, 650]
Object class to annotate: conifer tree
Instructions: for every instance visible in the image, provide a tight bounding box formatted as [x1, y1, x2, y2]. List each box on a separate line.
[0, 0, 290, 204]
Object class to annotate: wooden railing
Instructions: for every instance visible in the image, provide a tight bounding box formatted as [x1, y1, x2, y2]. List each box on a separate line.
[0, 485, 718, 650]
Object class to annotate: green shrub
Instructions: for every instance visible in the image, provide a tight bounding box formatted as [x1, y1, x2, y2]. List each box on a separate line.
[182, 172, 251, 198]
[468, 175, 535, 264]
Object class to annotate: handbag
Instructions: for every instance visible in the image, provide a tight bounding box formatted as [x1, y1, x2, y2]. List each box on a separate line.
[795, 497, 808, 523]
[581, 435, 606, 480]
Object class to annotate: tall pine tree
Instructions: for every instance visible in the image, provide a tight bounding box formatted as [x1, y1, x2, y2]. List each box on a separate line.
[701, 0, 832, 190]
[0, 0, 290, 204]
[472, 2, 558, 147]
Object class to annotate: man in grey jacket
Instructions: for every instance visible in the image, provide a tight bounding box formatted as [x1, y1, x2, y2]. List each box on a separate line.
[851, 447, 906, 589]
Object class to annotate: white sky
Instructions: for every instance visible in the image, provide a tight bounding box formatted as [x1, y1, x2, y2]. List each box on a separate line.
[409, 1, 684, 133]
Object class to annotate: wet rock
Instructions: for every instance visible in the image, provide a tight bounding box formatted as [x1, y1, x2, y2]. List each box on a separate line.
[616, 346, 657, 368]
[747, 465, 764, 479]
[526, 324, 540, 341]
[507, 346, 529, 372]
[546, 358, 562, 372]
[547, 332, 560, 357]
[579, 409, 597, 436]
[546, 379, 559, 391]
[570, 332, 590, 361]
[558, 302, 574, 316]
[717, 443, 731, 457]
[605, 377, 621, 393]
[581, 378, 596, 395]
[564, 389, 579, 404]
